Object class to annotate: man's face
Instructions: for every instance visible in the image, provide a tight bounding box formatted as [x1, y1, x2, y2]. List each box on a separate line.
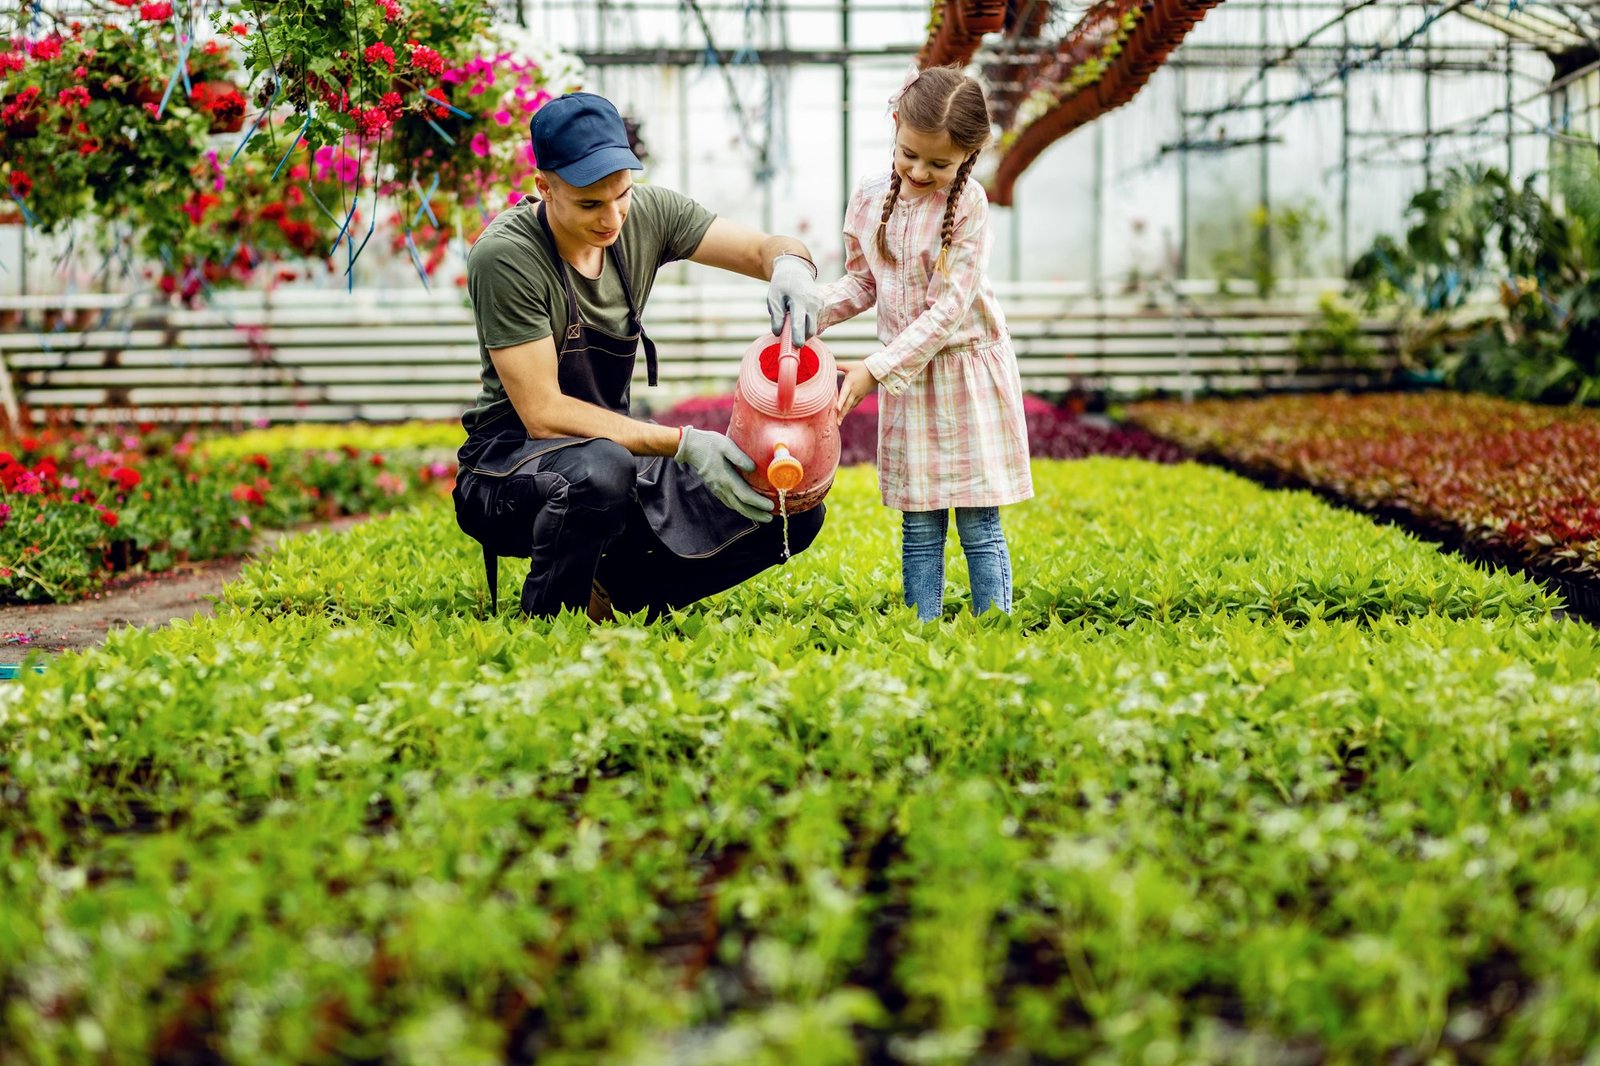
[537, 169, 633, 249]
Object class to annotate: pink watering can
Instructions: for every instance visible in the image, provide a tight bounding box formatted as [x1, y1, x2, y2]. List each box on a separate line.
[726, 314, 840, 516]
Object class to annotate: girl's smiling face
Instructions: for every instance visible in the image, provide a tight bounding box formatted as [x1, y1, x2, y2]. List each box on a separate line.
[893, 119, 963, 198]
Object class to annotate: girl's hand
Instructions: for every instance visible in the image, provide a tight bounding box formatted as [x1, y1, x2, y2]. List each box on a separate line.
[836, 363, 878, 424]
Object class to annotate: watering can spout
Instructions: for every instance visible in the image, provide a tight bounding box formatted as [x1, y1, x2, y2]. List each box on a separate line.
[767, 443, 804, 492]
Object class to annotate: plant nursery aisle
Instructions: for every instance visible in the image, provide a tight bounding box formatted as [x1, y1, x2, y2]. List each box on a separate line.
[4, 459, 1600, 1063]
[0, 516, 369, 664]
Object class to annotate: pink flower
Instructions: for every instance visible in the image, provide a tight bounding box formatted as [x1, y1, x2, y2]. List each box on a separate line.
[469, 131, 490, 158]
[508, 190, 525, 206]
[313, 145, 360, 183]
[12, 471, 42, 495]
[0, 502, 9, 529]
[139, 1, 174, 20]
[377, 0, 401, 21]
[363, 41, 395, 68]
[493, 108, 511, 126]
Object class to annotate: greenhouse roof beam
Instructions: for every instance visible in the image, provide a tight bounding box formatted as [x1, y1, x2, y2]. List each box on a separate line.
[1455, 4, 1588, 51]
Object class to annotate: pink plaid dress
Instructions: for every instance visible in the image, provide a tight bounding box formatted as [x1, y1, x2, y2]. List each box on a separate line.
[818, 171, 1033, 512]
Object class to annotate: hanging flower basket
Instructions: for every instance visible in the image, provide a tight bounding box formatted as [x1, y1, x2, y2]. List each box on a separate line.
[191, 80, 247, 133]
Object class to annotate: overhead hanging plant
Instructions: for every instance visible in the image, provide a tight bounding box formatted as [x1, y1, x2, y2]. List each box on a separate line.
[1, 18, 218, 235]
[219, 1, 584, 283]
[1, 3, 585, 294]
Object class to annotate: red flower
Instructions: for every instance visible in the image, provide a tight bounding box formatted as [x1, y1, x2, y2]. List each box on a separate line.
[363, 41, 395, 68]
[248, 454, 271, 471]
[409, 44, 444, 75]
[230, 483, 266, 506]
[8, 172, 31, 198]
[377, 0, 401, 20]
[380, 90, 403, 111]
[58, 86, 91, 108]
[28, 37, 61, 61]
[231, 23, 249, 34]
[139, 2, 174, 20]
[0, 53, 25, 75]
[99, 509, 119, 528]
[78, 139, 100, 156]
[72, 65, 87, 78]
[110, 466, 142, 491]
[357, 106, 393, 135]
[370, 454, 386, 467]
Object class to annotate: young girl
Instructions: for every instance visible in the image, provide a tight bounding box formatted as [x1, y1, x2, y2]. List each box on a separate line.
[820, 65, 1033, 621]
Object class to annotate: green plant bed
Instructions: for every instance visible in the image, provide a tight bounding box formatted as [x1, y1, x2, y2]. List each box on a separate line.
[221, 460, 1556, 626]
[1128, 392, 1600, 623]
[5, 457, 1597, 1061]
[3, 610, 1599, 1060]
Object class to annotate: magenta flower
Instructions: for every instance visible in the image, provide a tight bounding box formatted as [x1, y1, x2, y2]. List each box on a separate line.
[470, 132, 491, 158]
[493, 109, 512, 126]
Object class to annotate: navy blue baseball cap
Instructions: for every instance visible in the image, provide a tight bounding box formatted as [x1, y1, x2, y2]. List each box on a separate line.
[531, 93, 643, 187]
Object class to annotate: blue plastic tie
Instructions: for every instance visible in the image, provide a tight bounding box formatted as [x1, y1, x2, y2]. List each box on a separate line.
[230, 81, 281, 165]
[156, 34, 196, 119]
[271, 108, 314, 181]
[9, 191, 37, 227]
[410, 173, 441, 228]
[404, 229, 431, 289]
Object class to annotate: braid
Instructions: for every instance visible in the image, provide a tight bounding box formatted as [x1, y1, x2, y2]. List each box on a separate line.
[934, 152, 978, 275]
[876, 168, 903, 264]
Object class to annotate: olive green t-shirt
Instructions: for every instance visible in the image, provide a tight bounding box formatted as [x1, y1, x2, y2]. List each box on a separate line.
[461, 184, 717, 431]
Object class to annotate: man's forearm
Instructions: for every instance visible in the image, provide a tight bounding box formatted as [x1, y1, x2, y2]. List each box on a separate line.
[521, 394, 681, 457]
[760, 235, 816, 279]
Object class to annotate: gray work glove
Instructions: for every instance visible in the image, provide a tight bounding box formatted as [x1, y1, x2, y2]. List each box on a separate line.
[675, 427, 773, 524]
[766, 254, 822, 348]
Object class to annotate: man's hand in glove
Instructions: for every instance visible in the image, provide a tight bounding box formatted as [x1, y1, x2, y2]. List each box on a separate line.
[675, 427, 773, 523]
[765, 253, 822, 349]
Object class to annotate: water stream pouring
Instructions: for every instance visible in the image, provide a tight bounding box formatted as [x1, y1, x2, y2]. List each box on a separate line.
[726, 313, 841, 547]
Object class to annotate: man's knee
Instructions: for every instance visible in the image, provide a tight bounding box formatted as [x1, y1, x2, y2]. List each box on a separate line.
[563, 440, 635, 516]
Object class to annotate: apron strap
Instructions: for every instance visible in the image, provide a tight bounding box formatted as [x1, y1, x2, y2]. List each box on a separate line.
[483, 544, 499, 615]
[536, 203, 582, 328]
[609, 241, 658, 387]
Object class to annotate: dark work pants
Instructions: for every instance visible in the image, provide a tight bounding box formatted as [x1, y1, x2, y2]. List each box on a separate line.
[465, 438, 825, 619]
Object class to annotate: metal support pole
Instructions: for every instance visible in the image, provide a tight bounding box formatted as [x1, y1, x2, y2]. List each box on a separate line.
[679, 68, 690, 192]
[1340, 17, 1351, 274]
[1505, 38, 1515, 178]
[1093, 117, 1106, 292]
[1257, 1, 1271, 293]
[1423, 33, 1433, 186]
[1177, 65, 1189, 281]
[1010, 199, 1022, 283]
[841, 0, 851, 267]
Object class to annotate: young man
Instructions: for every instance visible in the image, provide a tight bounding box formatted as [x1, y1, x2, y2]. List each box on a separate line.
[454, 92, 826, 621]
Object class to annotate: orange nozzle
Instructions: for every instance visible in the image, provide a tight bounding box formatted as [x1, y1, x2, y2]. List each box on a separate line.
[767, 443, 804, 492]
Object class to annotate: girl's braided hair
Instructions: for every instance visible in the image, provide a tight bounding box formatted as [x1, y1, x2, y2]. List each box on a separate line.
[876, 66, 991, 274]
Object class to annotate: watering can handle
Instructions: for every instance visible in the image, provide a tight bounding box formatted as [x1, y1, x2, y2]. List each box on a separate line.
[776, 311, 799, 414]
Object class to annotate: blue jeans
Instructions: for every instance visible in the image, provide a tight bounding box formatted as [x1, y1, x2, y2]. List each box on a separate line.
[901, 507, 1013, 622]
